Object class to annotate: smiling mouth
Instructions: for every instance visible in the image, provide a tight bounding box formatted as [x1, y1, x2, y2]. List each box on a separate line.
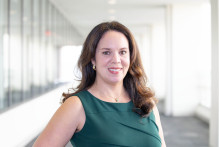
[108, 68, 122, 74]
[109, 68, 121, 72]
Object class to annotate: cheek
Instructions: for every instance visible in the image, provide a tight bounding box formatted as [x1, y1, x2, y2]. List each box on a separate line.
[96, 56, 110, 66]
[122, 58, 130, 67]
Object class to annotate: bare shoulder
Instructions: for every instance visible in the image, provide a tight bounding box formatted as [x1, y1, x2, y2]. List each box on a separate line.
[57, 95, 85, 129]
[56, 96, 84, 119]
[33, 96, 84, 147]
[62, 96, 83, 110]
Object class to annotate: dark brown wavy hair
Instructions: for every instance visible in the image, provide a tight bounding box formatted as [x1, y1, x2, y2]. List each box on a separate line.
[62, 21, 157, 117]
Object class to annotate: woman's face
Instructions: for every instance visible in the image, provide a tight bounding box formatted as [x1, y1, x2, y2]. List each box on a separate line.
[92, 30, 130, 85]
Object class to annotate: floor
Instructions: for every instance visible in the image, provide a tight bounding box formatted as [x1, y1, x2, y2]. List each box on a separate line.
[160, 115, 209, 147]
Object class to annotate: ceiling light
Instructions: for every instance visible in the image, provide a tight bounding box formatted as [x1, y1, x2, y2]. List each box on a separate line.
[108, 0, 116, 5]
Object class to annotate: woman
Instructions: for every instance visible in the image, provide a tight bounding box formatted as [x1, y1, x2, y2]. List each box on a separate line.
[34, 21, 166, 147]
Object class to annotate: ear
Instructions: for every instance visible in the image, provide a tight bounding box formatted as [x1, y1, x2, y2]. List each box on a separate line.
[91, 58, 96, 65]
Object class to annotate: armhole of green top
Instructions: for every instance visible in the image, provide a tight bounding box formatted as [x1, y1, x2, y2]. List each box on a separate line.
[150, 110, 160, 132]
[72, 92, 88, 135]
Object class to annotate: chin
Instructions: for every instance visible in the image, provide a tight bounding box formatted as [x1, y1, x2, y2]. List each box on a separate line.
[107, 78, 124, 84]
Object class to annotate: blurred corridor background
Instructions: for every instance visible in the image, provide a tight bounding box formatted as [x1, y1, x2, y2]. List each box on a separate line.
[0, 0, 218, 146]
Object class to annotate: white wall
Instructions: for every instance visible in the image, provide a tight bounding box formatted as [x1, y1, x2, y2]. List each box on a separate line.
[170, 3, 211, 116]
[151, 24, 166, 99]
[129, 3, 211, 117]
[134, 27, 153, 81]
[59, 45, 82, 84]
[0, 84, 71, 147]
[135, 24, 166, 101]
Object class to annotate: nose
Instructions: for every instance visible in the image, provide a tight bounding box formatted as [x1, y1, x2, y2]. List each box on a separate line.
[111, 52, 121, 64]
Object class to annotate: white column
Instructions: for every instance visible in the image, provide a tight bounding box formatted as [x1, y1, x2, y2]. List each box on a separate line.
[210, 0, 219, 146]
[165, 5, 173, 116]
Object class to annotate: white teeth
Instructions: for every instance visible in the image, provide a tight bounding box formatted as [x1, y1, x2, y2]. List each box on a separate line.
[109, 69, 120, 71]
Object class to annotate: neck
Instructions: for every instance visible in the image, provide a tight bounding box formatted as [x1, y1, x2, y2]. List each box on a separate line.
[90, 79, 127, 102]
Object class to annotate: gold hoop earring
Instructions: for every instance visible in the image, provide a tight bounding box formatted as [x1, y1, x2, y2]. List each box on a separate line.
[93, 65, 96, 70]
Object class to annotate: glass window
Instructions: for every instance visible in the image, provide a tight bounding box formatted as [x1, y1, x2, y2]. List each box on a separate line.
[0, 0, 78, 112]
[47, 2, 54, 87]
[32, 0, 41, 96]
[51, 5, 58, 84]
[9, 0, 22, 105]
[40, 0, 48, 92]
[0, 0, 9, 110]
[22, 0, 32, 100]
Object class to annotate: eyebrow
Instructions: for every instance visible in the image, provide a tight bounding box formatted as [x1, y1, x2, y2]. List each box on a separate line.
[99, 48, 111, 50]
[99, 47, 128, 50]
[120, 47, 128, 50]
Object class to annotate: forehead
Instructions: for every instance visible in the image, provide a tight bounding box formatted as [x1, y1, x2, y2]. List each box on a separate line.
[97, 31, 129, 49]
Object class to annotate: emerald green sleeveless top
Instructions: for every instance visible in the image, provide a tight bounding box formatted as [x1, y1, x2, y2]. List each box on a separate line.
[70, 90, 161, 147]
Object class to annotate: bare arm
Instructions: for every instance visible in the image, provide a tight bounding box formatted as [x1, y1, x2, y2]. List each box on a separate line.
[33, 96, 85, 147]
[153, 105, 166, 147]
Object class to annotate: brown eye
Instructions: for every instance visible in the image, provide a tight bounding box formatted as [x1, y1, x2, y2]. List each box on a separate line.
[120, 50, 126, 55]
[103, 51, 111, 55]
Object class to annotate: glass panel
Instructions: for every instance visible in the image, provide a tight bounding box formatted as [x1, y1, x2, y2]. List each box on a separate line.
[22, 0, 32, 100]
[47, 2, 54, 88]
[40, 0, 47, 92]
[32, 0, 41, 95]
[51, 5, 58, 84]
[10, 0, 22, 104]
[0, 0, 78, 111]
[0, 0, 9, 110]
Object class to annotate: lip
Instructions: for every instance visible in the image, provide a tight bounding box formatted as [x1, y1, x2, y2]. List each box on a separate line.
[108, 67, 122, 69]
[108, 67, 122, 74]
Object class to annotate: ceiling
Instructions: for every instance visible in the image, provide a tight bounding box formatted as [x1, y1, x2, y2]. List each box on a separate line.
[49, 0, 209, 41]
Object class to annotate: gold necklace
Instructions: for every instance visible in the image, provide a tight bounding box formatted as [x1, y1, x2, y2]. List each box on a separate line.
[92, 85, 122, 102]
[100, 91, 122, 102]
[111, 92, 122, 102]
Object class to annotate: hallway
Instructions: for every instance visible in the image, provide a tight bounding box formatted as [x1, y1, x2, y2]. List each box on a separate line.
[0, 0, 217, 146]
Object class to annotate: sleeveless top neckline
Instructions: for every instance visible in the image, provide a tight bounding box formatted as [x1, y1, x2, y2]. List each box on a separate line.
[85, 90, 132, 104]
